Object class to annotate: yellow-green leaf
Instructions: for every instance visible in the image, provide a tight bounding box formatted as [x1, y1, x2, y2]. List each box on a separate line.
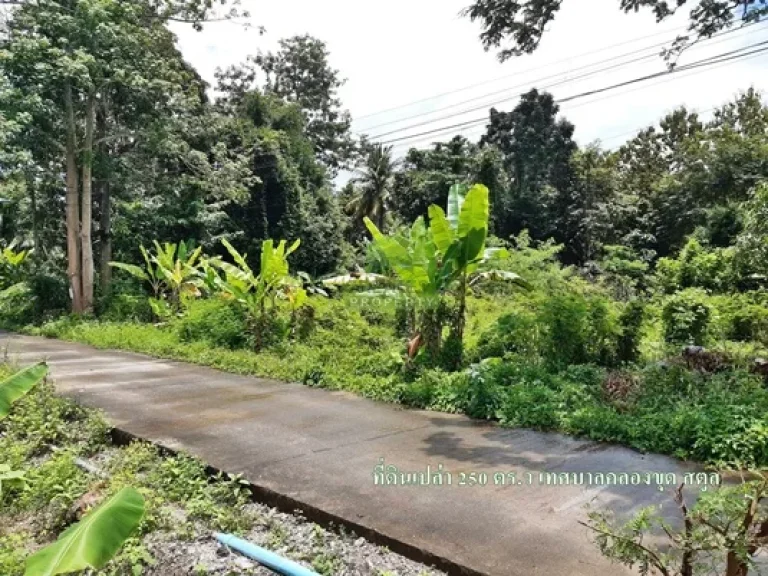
[457, 184, 489, 239]
[25, 487, 145, 576]
[428, 205, 455, 255]
[0, 362, 47, 421]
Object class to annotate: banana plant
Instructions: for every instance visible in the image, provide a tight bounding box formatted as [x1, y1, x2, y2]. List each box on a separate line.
[210, 238, 303, 348]
[25, 486, 145, 576]
[365, 183, 527, 363]
[0, 240, 32, 287]
[109, 245, 165, 298]
[152, 240, 204, 304]
[0, 362, 48, 421]
[110, 240, 204, 314]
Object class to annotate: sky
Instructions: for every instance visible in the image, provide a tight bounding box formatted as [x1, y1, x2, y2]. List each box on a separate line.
[171, 0, 768, 157]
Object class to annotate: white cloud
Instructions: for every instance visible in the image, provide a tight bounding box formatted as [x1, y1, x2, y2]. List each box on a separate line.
[171, 0, 768, 156]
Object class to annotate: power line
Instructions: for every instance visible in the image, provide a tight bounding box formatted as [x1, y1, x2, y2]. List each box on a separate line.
[376, 41, 768, 146]
[353, 21, 692, 123]
[587, 106, 718, 147]
[370, 27, 766, 141]
[387, 52, 753, 153]
[360, 47, 663, 134]
[386, 52, 761, 152]
[359, 22, 764, 135]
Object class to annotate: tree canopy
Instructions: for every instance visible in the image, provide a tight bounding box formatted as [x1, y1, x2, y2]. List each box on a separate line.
[462, 0, 768, 61]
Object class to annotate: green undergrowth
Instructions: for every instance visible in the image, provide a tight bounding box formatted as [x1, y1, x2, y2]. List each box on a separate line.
[16, 289, 768, 469]
[1, 366, 404, 575]
[0, 374, 256, 575]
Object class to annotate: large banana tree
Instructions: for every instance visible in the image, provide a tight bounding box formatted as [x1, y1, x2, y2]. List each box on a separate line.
[365, 183, 526, 364]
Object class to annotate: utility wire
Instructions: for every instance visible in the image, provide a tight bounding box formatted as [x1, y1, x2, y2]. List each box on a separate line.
[353, 21, 693, 122]
[372, 28, 766, 141]
[387, 52, 761, 151]
[358, 22, 763, 135]
[376, 41, 768, 146]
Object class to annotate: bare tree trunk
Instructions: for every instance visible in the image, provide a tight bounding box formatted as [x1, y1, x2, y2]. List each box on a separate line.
[99, 180, 111, 293]
[80, 91, 95, 312]
[26, 170, 40, 251]
[97, 97, 111, 295]
[725, 552, 749, 576]
[64, 79, 83, 313]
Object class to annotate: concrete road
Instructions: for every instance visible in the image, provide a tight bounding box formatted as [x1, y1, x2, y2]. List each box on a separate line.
[3, 333, 702, 576]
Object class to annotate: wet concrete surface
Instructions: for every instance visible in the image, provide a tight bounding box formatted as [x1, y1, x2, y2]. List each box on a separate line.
[3, 333, 704, 576]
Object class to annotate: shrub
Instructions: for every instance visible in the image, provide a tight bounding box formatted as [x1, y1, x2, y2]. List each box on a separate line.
[540, 292, 620, 368]
[28, 272, 70, 318]
[463, 362, 504, 419]
[401, 369, 470, 413]
[474, 309, 538, 360]
[728, 306, 768, 344]
[439, 332, 464, 371]
[616, 300, 645, 364]
[100, 293, 154, 323]
[655, 238, 739, 294]
[0, 282, 33, 327]
[598, 244, 649, 298]
[498, 383, 560, 430]
[176, 298, 249, 349]
[662, 289, 711, 345]
[0, 274, 70, 327]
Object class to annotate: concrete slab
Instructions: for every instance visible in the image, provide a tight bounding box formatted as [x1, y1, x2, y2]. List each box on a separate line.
[3, 333, 702, 576]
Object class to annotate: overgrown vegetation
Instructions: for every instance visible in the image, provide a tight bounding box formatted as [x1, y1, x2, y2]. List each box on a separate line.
[3, 1, 768, 573]
[0, 364, 440, 575]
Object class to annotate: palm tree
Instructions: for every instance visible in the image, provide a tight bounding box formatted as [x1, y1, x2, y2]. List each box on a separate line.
[345, 144, 397, 231]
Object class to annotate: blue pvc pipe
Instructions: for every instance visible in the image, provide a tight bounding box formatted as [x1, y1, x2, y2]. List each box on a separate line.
[215, 533, 321, 576]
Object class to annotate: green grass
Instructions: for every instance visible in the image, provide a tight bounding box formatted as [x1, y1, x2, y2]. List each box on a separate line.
[0, 376, 256, 574]
[11, 290, 768, 470]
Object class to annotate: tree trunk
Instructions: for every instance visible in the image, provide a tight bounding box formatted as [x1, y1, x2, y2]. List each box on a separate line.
[27, 170, 40, 252]
[455, 270, 468, 344]
[64, 79, 83, 313]
[80, 91, 95, 312]
[98, 97, 111, 294]
[725, 552, 749, 576]
[99, 180, 111, 293]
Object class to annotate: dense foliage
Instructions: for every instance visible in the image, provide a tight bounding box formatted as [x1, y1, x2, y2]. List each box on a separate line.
[2, 2, 768, 572]
[462, 0, 768, 61]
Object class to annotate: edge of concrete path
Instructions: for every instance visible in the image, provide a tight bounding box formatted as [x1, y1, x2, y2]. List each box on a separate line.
[109, 426, 486, 576]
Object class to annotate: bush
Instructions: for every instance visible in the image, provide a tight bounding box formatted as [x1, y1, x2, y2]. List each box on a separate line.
[176, 298, 249, 349]
[717, 293, 768, 344]
[655, 238, 739, 294]
[28, 272, 70, 318]
[662, 289, 711, 345]
[498, 383, 560, 430]
[100, 293, 154, 323]
[474, 309, 538, 360]
[616, 300, 645, 364]
[540, 292, 620, 368]
[0, 274, 70, 327]
[0, 282, 33, 327]
[401, 369, 470, 413]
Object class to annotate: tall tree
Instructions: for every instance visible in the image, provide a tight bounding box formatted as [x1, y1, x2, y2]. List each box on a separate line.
[462, 0, 768, 62]
[214, 63, 349, 276]
[553, 145, 617, 264]
[1, 0, 248, 310]
[345, 144, 398, 231]
[390, 136, 479, 224]
[255, 35, 355, 174]
[480, 88, 576, 240]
